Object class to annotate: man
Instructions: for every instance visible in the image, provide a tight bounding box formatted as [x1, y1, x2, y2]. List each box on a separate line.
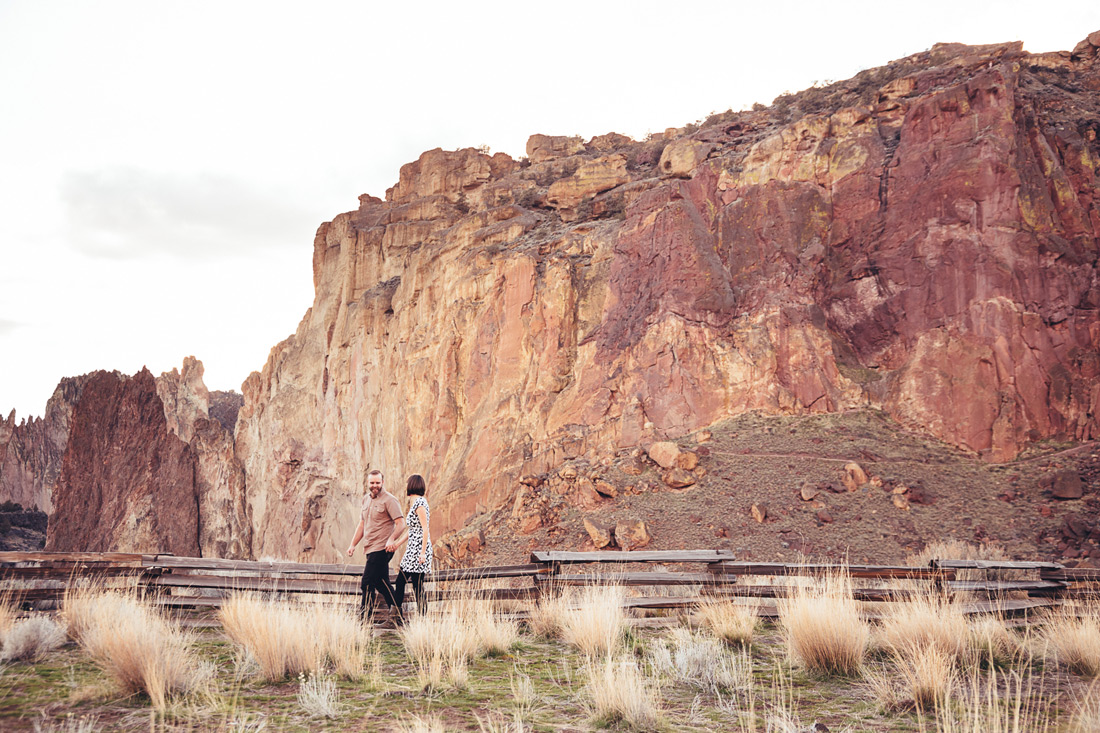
[346, 469, 405, 622]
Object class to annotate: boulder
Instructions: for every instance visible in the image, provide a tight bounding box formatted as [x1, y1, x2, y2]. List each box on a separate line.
[1046, 469, 1084, 500]
[646, 441, 681, 469]
[526, 134, 584, 163]
[615, 519, 650, 550]
[800, 483, 819, 501]
[676, 451, 699, 471]
[583, 518, 614, 548]
[663, 468, 696, 489]
[658, 138, 715, 178]
[843, 463, 869, 492]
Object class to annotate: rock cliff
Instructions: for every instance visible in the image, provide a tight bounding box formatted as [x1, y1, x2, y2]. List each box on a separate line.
[234, 35, 1100, 561]
[3, 33, 1098, 561]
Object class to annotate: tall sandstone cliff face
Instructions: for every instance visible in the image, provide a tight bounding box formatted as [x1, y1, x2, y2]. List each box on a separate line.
[235, 37, 1100, 561]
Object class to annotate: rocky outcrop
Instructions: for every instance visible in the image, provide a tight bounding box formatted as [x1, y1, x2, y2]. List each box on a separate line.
[156, 358, 252, 557]
[1, 359, 249, 557]
[46, 369, 200, 554]
[0, 376, 93, 514]
[231, 33, 1100, 561]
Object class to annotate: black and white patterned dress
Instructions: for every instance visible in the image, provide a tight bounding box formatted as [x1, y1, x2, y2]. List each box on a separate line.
[400, 496, 432, 573]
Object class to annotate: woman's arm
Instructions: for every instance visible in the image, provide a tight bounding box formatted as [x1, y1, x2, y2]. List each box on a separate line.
[416, 504, 430, 562]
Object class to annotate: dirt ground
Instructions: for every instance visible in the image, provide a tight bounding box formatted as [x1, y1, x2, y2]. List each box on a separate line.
[473, 410, 1100, 567]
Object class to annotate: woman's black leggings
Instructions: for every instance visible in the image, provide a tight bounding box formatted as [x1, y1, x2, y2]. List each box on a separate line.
[394, 569, 427, 613]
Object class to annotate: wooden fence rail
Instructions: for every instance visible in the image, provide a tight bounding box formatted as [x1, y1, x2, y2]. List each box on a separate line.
[1, 550, 1096, 617]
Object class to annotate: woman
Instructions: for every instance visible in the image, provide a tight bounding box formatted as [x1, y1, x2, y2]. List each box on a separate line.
[393, 473, 432, 615]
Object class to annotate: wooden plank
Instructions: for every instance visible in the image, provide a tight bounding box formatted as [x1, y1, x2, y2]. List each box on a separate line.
[146, 555, 365, 577]
[537, 572, 720, 587]
[947, 579, 1065, 594]
[151, 574, 360, 595]
[932, 559, 1062, 571]
[426, 564, 544, 582]
[530, 550, 735, 565]
[0, 551, 146, 565]
[713, 562, 953, 580]
[1042, 567, 1100, 581]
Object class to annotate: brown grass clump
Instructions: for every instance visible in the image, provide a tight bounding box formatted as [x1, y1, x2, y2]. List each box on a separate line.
[1044, 605, 1100, 677]
[67, 591, 197, 711]
[877, 589, 970, 662]
[0, 588, 18, 641]
[218, 594, 323, 681]
[560, 585, 627, 658]
[778, 570, 868, 675]
[897, 644, 956, 711]
[694, 598, 758, 647]
[969, 614, 1021, 667]
[305, 602, 376, 681]
[526, 585, 573, 638]
[585, 655, 661, 730]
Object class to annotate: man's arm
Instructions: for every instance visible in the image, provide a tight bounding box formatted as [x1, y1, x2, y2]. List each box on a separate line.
[384, 517, 406, 552]
[346, 517, 365, 557]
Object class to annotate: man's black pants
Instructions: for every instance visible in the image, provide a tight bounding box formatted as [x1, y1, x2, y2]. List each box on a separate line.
[360, 550, 399, 619]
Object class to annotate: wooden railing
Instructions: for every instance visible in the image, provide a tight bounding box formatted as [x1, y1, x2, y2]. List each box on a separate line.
[0, 550, 1093, 617]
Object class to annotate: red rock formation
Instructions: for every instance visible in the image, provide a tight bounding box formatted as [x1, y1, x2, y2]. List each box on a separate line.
[0, 376, 93, 514]
[46, 369, 200, 554]
[234, 33, 1099, 561]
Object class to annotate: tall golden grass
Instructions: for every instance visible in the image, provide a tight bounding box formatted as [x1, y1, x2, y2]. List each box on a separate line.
[778, 569, 868, 675]
[585, 655, 661, 730]
[694, 598, 758, 647]
[560, 584, 626, 658]
[1043, 604, 1100, 677]
[62, 587, 197, 711]
[218, 594, 375, 682]
[877, 589, 970, 662]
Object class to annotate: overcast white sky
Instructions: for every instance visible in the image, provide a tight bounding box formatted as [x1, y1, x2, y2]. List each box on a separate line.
[1, 1, 1097, 421]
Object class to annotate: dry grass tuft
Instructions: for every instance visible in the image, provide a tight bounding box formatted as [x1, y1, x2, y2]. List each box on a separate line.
[526, 586, 573, 638]
[560, 584, 626, 658]
[1, 615, 66, 662]
[649, 628, 751, 693]
[897, 644, 956, 711]
[778, 570, 868, 675]
[218, 594, 322, 681]
[396, 713, 447, 733]
[296, 669, 341, 718]
[935, 666, 1052, 732]
[969, 614, 1020, 667]
[877, 589, 970, 662]
[586, 655, 661, 731]
[0, 588, 18, 641]
[66, 590, 197, 711]
[1044, 605, 1100, 677]
[694, 598, 758, 647]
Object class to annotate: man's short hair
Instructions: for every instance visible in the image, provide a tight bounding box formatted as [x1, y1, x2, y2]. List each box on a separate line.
[366, 469, 384, 481]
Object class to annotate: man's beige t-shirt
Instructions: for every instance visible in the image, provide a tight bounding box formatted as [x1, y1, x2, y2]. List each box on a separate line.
[361, 490, 403, 553]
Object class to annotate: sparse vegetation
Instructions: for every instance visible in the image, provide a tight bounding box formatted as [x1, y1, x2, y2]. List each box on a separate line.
[2, 573, 1100, 730]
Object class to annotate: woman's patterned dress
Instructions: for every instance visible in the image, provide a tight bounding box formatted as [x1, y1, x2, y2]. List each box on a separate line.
[400, 496, 432, 573]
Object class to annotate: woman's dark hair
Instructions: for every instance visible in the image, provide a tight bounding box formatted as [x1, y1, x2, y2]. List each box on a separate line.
[406, 474, 426, 496]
